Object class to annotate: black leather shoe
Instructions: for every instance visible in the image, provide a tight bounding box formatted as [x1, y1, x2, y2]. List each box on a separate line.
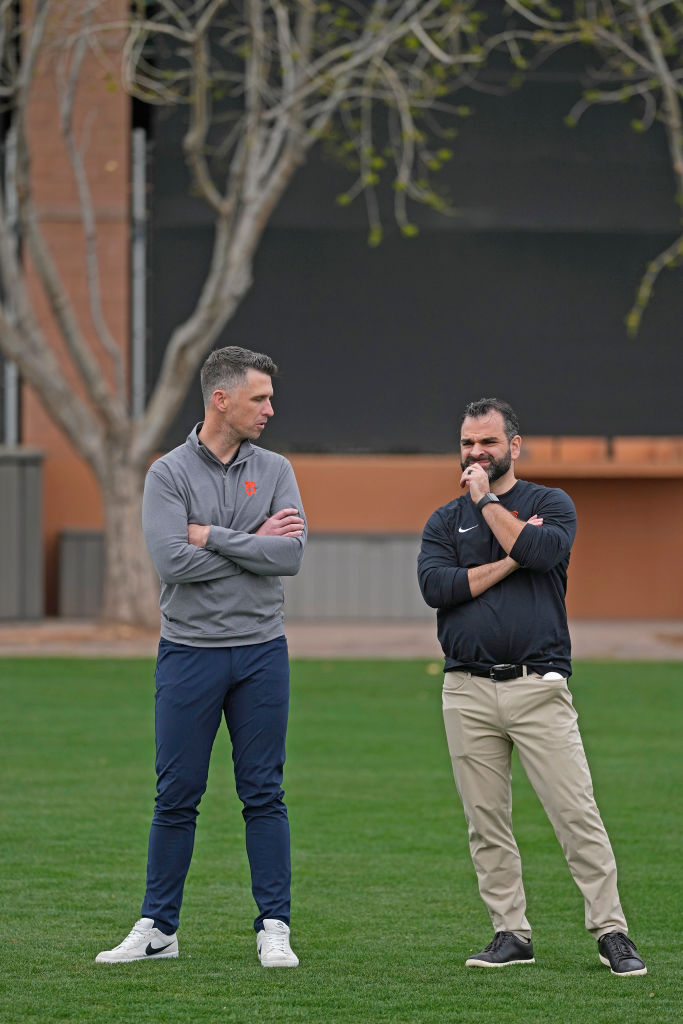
[465, 931, 535, 967]
[598, 932, 647, 976]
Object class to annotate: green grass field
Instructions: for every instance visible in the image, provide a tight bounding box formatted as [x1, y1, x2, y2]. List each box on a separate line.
[0, 657, 680, 1023]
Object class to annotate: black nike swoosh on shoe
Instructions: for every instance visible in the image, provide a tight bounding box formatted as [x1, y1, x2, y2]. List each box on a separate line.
[145, 941, 173, 956]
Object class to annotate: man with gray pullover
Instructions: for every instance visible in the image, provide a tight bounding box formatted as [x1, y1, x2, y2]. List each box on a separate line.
[96, 346, 306, 968]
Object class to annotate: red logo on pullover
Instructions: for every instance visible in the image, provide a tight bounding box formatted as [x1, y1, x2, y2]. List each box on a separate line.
[244, 480, 257, 496]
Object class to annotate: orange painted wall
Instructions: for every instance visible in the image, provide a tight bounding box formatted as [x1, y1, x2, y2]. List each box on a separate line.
[289, 451, 683, 620]
[560, 477, 683, 619]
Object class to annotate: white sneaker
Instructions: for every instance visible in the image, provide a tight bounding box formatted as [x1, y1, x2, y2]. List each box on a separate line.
[256, 919, 299, 967]
[95, 917, 178, 964]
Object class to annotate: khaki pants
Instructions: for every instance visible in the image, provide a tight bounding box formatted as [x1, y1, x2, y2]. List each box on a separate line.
[442, 671, 628, 939]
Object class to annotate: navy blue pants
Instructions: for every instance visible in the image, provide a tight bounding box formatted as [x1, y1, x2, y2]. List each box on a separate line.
[141, 636, 291, 935]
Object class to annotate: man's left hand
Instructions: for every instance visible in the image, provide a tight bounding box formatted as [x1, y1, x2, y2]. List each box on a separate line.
[188, 524, 211, 548]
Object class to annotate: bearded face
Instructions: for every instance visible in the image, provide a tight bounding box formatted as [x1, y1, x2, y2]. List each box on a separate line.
[461, 443, 512, 483]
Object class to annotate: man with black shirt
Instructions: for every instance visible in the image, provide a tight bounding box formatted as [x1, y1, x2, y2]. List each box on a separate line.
[417, 398, 646, 976]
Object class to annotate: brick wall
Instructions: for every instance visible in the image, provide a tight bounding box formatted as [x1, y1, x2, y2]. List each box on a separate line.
[22, 0, 130, 612]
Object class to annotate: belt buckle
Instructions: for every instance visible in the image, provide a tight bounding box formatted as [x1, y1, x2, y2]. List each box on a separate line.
[490, 664, 519, 682]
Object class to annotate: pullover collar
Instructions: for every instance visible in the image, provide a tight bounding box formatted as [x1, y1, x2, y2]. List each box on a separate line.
[187, 423, 254, 469]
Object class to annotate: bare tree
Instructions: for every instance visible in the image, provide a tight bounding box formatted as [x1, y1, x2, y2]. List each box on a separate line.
[0, 0, 509, 625]
[503, 0, 683, 334]
[0, 0, 151, 623]
[1, 0, 679, 626]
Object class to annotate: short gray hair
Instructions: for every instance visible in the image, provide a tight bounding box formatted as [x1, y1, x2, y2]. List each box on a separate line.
[462, 398, 520, 441]
[200, 346, 278, 407]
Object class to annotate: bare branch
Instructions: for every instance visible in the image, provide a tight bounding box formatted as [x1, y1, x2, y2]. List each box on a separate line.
[183, 28, 231, 214]
[627, 231, 683, 335]
[504, 0, 683, 332]
[0, 305, 106, 473]
[130, 212, 241, 463]
[504, 0, 573, 31]
[56, 2, 127, 403]
[634, 0, 683, 187]
[7, 0, 128, 434]
[0, 168, 105, 472]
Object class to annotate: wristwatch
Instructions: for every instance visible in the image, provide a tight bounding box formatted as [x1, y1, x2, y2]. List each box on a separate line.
[477, 492, 500, 511]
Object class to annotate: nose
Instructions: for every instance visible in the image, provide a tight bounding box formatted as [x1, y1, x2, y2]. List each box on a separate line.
[264, 399, 274, 418]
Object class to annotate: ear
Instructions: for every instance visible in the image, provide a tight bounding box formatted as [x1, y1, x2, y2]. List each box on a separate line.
[211, 389, 231, 413]
[510, 434, 522, 461]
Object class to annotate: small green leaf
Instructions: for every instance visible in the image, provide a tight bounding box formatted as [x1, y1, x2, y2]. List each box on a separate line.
[625, 310, 640, 337]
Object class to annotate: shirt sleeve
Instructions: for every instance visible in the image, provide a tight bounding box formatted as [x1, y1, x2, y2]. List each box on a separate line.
[142, 464, 243, 584]
[509, 487, 577, 572]
[417, 510, 472, 609]
[205, 460, 307, 577]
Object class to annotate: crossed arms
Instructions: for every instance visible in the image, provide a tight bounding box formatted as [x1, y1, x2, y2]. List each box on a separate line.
[418, 492, 576, 610]
[188, 507, 305, 577]
[142, 463, 306, 585]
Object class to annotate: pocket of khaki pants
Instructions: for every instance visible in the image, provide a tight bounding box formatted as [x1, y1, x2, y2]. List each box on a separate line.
[442, 671, 469, 694]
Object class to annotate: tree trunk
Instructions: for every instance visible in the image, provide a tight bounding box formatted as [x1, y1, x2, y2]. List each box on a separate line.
[98, 446, 159, 629]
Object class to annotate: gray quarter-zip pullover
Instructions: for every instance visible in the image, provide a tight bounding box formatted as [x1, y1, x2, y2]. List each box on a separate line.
[142, 425, 306, 646]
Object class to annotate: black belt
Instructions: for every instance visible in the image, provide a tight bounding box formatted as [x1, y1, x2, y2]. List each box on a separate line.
[461, 664, 529, 682]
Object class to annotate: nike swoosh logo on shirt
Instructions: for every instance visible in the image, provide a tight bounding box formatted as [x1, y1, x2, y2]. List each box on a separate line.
[145, 941, 173, 956]
[458, 525, 478, 533]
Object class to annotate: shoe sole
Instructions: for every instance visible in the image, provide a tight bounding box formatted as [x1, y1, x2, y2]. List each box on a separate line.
[599, 955, 647, 976]
[466, 957, 535, 968]
[95, 952, 178, 964]
[258, 956, 299, 967]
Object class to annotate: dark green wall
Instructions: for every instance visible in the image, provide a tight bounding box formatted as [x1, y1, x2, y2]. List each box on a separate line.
[147, 72, 682, 451]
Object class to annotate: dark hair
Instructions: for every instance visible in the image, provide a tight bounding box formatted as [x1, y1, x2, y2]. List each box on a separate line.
[200, 346, 278, 407]
[461, 398, 520, 441]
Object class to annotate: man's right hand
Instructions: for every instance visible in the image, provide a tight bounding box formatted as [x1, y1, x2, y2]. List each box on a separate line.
[256, 508, 305, 537]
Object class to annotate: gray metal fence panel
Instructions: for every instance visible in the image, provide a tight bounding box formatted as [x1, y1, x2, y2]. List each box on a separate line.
[59, 530, 104, 618]
[21, 456, 44, 618]
[284, 535, 432, 621]
[53, 530, 432, 621]
[0, 448, 44, 619]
